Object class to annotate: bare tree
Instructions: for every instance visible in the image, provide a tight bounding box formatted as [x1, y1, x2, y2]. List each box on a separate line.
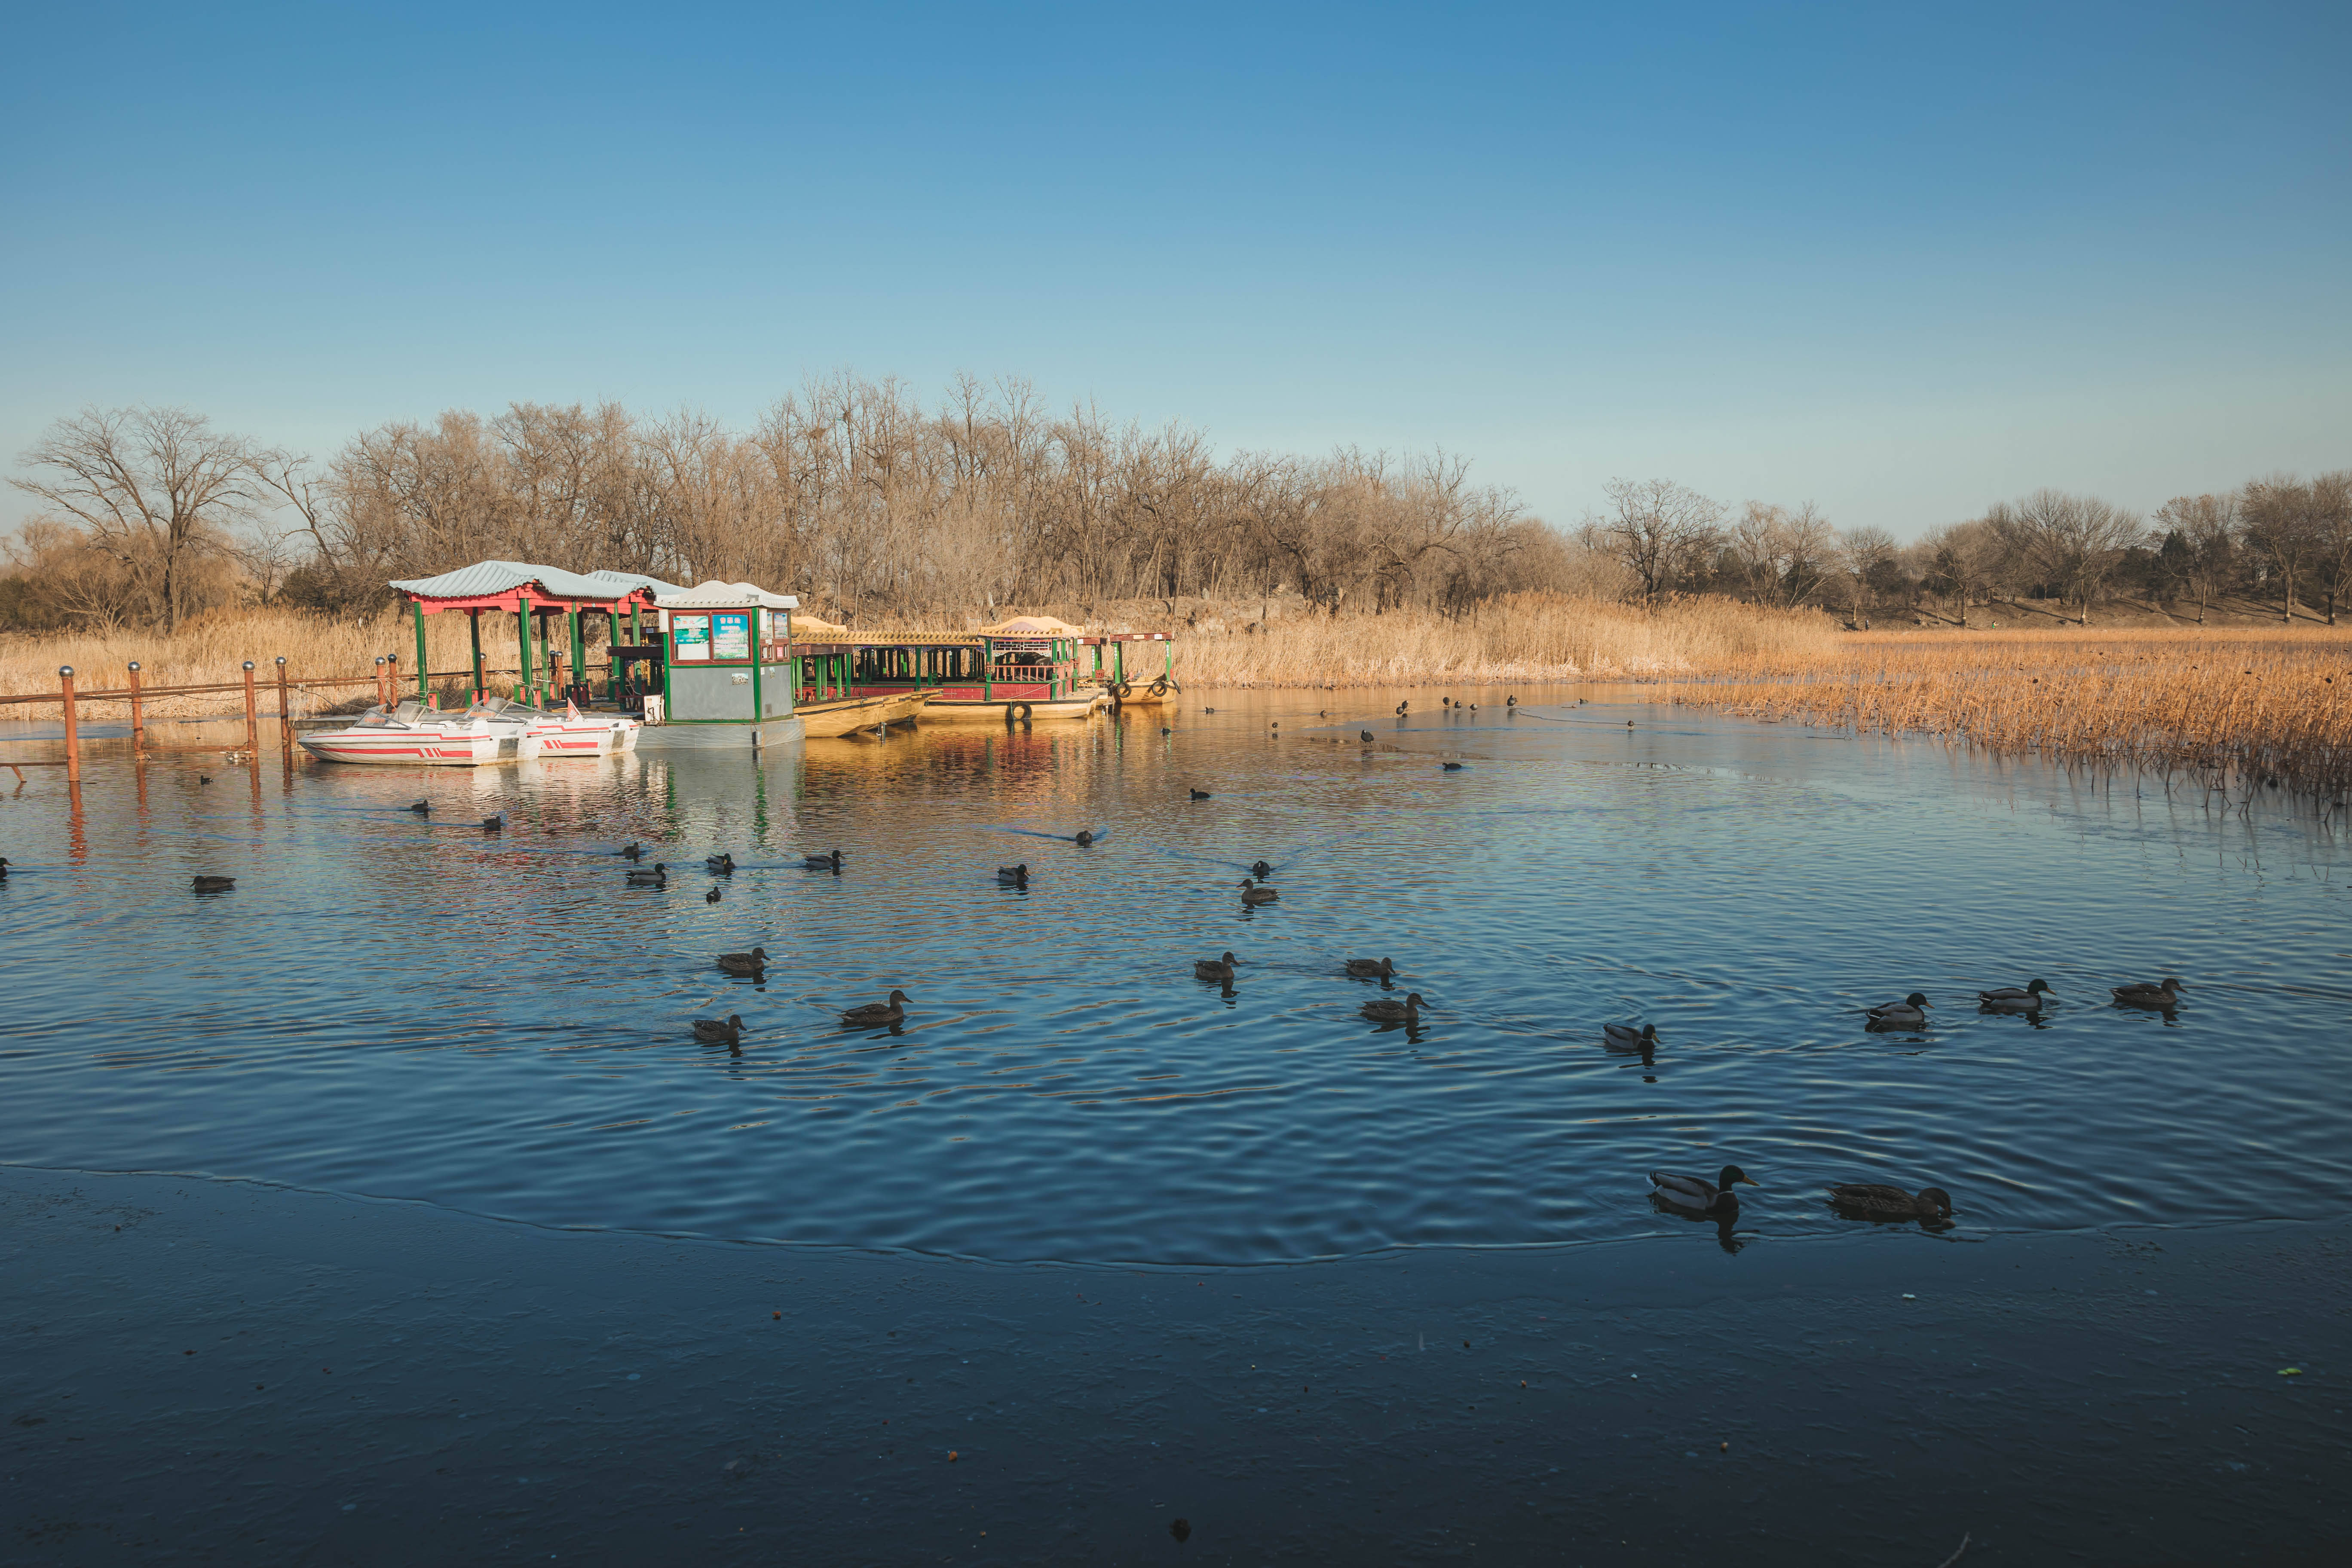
[2307, 471, 2352, 625]
[2149, 493, 2239, 624]
[1833, 525, 1899, 624]
[1995, 489, 2141, 625]
[1591, 478, 1722, 605]
[2242, 475, 2320, 623]
[12, 406, 267, 631]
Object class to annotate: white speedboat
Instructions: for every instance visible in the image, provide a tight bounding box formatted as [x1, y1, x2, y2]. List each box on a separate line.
[300, 698, 640, 766]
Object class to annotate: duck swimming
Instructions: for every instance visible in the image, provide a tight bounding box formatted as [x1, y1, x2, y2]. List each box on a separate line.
[1344, 957, 1395, 979]
[840, 989, 911, 1028]
[1866, 992, 1932, 1027]
[481, 814, 503, 832]
[1602, 1022, 1659, 1052]
[407, 800, 430, 815]
[803, 849, 843, 871]
[1651, 1165, 1758, 1215]
[191, 875, 236, 893]
[1441, 762, 1463, 771]
[1249, 860, 1274, 879]
[1828, 1182, 1954, 1221]
[1194, 952, 1240, 982]
[706, 853, 735, 875]
[692, 1014, 744, 1047]
[1238, 878, 1278, 905]
[626, 862, 668, 885]
[1189, 789, 1211, 800]
[705, 886, 721, 903]
[1361, 991, 1424, 1023]
[997, 864, 1028, 887]
[717, 946, 767, 976]
[621, 842, 643, 861]
[2112, 977, 2184, 1009]
[1978, 979, 2053, 1011]
[1075, 830, 1097, 846]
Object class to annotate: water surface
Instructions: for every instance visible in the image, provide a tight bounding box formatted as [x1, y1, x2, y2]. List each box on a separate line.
[4, 688, 2347, 1265]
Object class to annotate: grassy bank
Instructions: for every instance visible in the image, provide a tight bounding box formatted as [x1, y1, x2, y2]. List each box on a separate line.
[1681, 626, 2352, 803]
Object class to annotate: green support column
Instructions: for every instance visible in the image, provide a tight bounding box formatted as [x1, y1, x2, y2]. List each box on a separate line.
[981, 638, 993, 702]
[413, 600, 429, 699]
[517, 598, 533, 699]
[568, 607, 584, 702]
[469, 609, 484, 699]
[749, 609, 763, 723]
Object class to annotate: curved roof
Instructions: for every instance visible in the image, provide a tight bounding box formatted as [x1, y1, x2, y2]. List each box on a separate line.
[390, 560, 681, 603]
[978, 615, 1083, 636]
[655, 579, 800, 611]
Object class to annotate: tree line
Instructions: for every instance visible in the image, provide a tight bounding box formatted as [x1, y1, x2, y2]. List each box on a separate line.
[1586, 472, 2352, 625]
[6, 383, 2346, 633]
[2, 378, 1571, 632]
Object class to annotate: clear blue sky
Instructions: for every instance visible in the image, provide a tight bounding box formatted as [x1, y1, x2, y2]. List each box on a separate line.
[3, 1, 2345, 538]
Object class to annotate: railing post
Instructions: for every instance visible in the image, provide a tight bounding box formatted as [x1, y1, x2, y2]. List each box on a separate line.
[59, 666, 79, 784]
[374, 655, 388, 709]
[275, 656, 291, 747]
[242, 662, 259, 751]
[126, 661, 144, 756]
[387, 652, 400, 707]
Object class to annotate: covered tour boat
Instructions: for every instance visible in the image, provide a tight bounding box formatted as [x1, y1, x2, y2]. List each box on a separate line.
[300, 697, 640, 766]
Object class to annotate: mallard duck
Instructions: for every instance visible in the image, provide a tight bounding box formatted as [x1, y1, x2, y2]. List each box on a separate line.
[705, 886, 721, 903]
[191, 875, 236, 893]
[997, 864, 1028, 886]
[1828, 1183, 1954, 1220]
[1978, 979, 2053, 1011]
[625, 862, 668, 885]
[1189, 788, 1211, 800]
[1442, 762, 1463, 771]
[1361, 991, 1424, 1023]
[621, 842, 643, 861]
[692, 1014, 743, 1047]
[840, 989, 911, 1027]
[706, 853, 735, 875]
[1075, 830, 1096, 846]
[1602, 1022, 1659, 1051]
[1239, 878, 1278, 905]
[481, 814, 502, 832]
[1650, 1165, 1758, 1214]
[803, 849, 842, 871]
[2112, 977, 2184, 1008]
[1194, 951, 1241, 982]
[1866, 992, 1932, 1027]
[717, 945, 767, 976]
[407, 799, 430, 815]
[1344, 957, 1395, 979]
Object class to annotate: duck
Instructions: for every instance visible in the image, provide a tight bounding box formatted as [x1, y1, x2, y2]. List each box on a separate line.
[1650, 1165, 1758, 1215]
[1361, 991, 1425, 1023]
[1360, 730, 1375, 743]
[625, 862, 668, 885]
[1505, 695, 1516, 709]
[1344, 957, 1395, 979]
[1602, 1022, 1660, 1052]
[0, 856, 11, 879]
[1161, 727, 1173, 736]
[802, 849, 843, 871]
[1441, 762, 1463, 771]
[191, 875, 236, 893]
[1865, 992, 1932, 1027]
[199, 775, 213, 785]
[1075, 830, 1097, 846]
[1467, 703, 1477, 714]
[997, 864, 1028, 887]
[1189, 789, 1211, 800]
[621, 842, 643, 861]
[1238, 878, 1278, 905]
[705, 853, 735, 875]
[1395, 701, 1409, 716]
[717, 945, 768, 976]
[1828, 1182, 1955, 1221]
[1249, 860, 1274, 879]
[692, 1014, 744, 1047]
[1440, 697, 1452, 708]
[705, 886, 721, 903]
[1194, 951, 1241, 982]
[1977, 979, 2053, 1011]
[481, 814, 503, 832]
[407, 799, 430, 815]
[2112, 977, 2185, 1008]
[840, 989, 911, 1028]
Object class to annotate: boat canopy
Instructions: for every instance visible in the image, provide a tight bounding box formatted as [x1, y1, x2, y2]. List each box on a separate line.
[388, 560, 682, 610]
[977, 615, 1082, 636]
[655, 579, 802, 612]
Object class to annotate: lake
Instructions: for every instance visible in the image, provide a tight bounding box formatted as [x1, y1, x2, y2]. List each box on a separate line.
[4, 688, 2348, 1267]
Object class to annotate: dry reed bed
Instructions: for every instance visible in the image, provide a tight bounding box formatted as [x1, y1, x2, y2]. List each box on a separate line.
[0, 609, 526, 721]
[1679, 628, 2352, 803]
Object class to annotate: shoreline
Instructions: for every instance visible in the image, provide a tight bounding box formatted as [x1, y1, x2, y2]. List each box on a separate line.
[6, 1163, 2344, 1564]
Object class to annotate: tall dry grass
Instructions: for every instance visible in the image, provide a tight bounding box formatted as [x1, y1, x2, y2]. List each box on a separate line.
[1113, 592, 1841, 687]
[0, 608, 534, 720]
[1681, 626, 2352, 803]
